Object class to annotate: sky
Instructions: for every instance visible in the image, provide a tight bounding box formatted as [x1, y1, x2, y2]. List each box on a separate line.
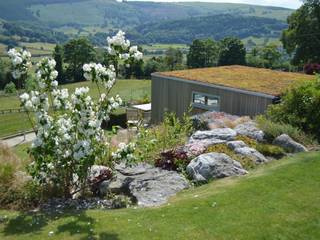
[132, 0, 303, 9]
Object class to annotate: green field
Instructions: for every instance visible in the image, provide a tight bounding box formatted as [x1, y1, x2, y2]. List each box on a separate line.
[0, 151, 319, 239]
[0, 79, 151, 138]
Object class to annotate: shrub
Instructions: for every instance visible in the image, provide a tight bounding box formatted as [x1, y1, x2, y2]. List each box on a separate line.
[155, 148, 190, 172]
[304, 63, 320, 75]
[256, 115, 316, 146]
[4, 81, 16, 94]
[206, 144, 256, 170]
[265, 76, 320, 142]
[256, 144, 286, 159]
[9, 31, 143, 198]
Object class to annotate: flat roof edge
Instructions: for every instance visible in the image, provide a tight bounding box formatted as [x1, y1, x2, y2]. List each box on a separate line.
[152, 72, 277, 99]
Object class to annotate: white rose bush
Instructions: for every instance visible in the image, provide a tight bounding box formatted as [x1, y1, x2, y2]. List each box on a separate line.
[8, 31, 142, 198]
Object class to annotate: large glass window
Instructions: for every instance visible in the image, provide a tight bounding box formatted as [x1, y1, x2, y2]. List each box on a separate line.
[192, 92, 220, 110]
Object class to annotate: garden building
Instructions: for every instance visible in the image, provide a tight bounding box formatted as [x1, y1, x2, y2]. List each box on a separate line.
[151, 65, 313, 123]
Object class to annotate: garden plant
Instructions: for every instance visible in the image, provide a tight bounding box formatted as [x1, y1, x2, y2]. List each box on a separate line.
[8, 31, 143, 198]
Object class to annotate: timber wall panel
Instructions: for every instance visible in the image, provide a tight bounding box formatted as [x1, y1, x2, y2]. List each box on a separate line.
[152, 75, 275, 123]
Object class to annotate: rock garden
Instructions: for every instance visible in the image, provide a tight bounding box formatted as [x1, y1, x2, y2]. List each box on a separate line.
[80, 111, 309, 209]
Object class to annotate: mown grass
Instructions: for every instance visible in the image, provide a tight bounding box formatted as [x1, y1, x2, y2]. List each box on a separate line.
[0, 80, 151, 138]
[0, 152, 319, 240]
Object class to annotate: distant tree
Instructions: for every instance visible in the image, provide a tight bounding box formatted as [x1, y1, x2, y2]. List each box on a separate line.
[0, 59, 11, 90]
[281, 0, 320, 65]
[165, 48, 183, 70]
[122, 60, 144, 79]
[53, 44, 66, 84]
[143, 57, 167, 78]
[64, 38, 96, 82]
[187, 39, 219, 68]
[260, 44, 282, 68]
[218, 37, 246, 66]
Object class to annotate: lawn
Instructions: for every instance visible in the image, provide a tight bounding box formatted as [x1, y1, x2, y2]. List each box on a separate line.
[0, 79, 151, 138]
[0, 151, 319, 240]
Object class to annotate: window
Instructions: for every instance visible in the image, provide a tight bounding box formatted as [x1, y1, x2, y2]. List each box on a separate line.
[192, 92, 220, 111]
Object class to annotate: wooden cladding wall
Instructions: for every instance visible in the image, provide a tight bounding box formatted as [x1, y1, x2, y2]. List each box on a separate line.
[151, 74, 275, 123]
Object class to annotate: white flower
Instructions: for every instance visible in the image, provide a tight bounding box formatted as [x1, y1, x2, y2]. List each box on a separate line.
[75, 87, 89, 96]
[20, 93, 30, 102]
[12, 56, 23, 66]
[133, 51, 143, 60]
[129, 46, 138, 53]
[51, 80, 58, 87]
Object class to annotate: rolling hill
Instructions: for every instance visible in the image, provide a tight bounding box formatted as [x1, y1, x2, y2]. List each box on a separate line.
[0, 0, 294, 47]
[130, 14, 287, 44]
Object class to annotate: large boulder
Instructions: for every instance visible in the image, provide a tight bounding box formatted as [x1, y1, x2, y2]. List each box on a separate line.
[188, 128, 237, 148]
[105, 163, 189, 207]
[234, 121, 265, 142]
[273, 134, 308, 153]
[186, 153, 247, 182]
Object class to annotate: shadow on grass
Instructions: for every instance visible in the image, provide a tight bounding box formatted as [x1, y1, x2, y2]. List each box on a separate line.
[2, 210, 119, 240]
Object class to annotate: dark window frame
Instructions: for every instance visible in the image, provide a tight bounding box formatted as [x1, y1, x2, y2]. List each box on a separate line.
[191, 91, 220, 111]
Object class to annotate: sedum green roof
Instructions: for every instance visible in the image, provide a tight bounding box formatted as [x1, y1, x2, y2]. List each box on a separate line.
[158, 65, 315, 96]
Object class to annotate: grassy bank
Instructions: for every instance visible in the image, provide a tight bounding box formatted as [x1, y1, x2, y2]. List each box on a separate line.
[0, 151, 319, 239]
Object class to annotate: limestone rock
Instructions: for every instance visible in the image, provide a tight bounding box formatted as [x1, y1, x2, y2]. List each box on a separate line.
[273, 134, 307, 153]
[234, 147, 268, 164]
[234, 121, 264, 142]
[186, 153, 247, 182]
[105, 163, 189, 207]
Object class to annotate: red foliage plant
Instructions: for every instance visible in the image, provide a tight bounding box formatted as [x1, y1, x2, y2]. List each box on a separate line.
[304, 63, 320, 75]
[155, 148, 190, 171]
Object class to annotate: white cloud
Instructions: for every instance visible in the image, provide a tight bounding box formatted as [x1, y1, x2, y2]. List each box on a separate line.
[133, 0, 302, 9]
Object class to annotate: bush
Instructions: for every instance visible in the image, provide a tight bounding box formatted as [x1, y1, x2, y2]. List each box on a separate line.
[206, 144, 255, 170]
[154, 148, 190, 172]
[4, 81, 16, 94]
[256, 116, 315, 146]
[304, 63, 320, 75]
[265, 76, 320, 142]
[256, 144, 286, 159]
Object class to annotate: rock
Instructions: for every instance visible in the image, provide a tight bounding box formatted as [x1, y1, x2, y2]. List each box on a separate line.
[115, 162, 152, 175]
[183, 142, 207, 158]
[227, 141, 247, 150]
[190, 128, 237, 141]
[106, 163, 189, 207]
[234, 121, 264, 142]
[273, 134, 308, 153]
[186, 153, 247, 182]
[188, 128, 237, 148]
[234, 147, 268, 164]
[129, 169, 189, 207]
[191, 111, 243, 130]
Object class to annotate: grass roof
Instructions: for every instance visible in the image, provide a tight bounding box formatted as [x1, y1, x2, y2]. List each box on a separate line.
[158, 65, 315, 96]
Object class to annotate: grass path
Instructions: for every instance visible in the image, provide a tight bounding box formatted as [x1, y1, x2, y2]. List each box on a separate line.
[0, 152, 319, 239]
